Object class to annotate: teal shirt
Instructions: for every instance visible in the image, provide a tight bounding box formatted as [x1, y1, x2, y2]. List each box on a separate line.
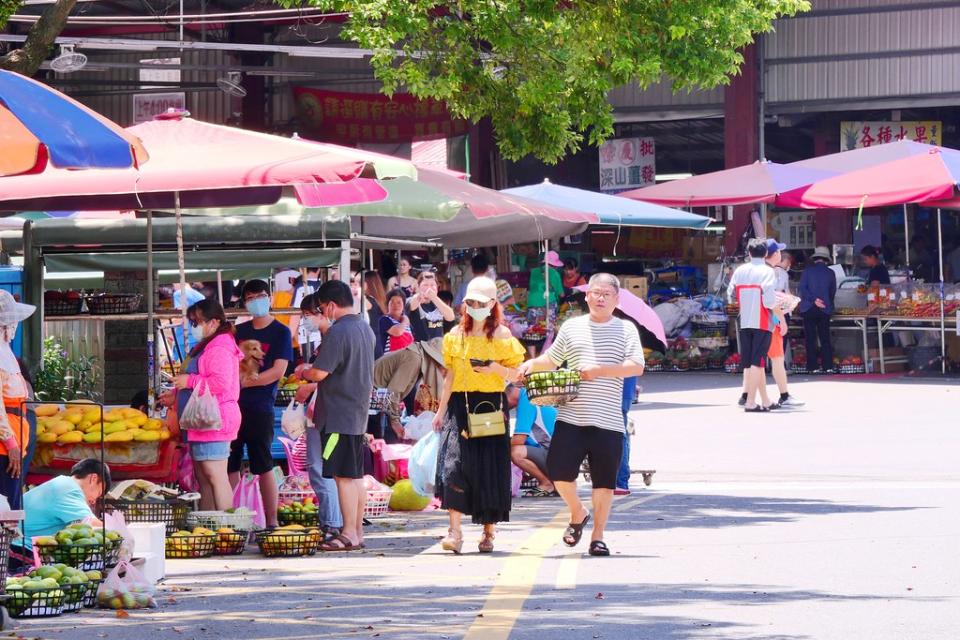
[22, 475, 93, 548]
[527, 266, 564, 308]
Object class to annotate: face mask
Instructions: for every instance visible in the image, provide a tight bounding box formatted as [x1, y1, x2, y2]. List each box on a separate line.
[246, 297, 270, 318]
[466, 305, 492, 322]
[190, 323, 206, 342]
[301, 316, 317, 334]
[0, 324, 17, 343]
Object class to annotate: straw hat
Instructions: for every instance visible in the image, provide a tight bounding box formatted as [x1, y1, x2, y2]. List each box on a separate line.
[0, 290, 35, 325]
[463, 277, 498, 304]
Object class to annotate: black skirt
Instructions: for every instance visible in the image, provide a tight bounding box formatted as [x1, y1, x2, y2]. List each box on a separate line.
[435, 391, 512, 525]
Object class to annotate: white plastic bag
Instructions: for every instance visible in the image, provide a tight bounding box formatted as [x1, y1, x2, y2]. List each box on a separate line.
[97, 560, 156, 609]
[280, 400, 307, 439]
[180, 380, 221, 431]
[408, 431, 439, 497]
[403, 411, 435, 442]
[104, 511, 135, 562]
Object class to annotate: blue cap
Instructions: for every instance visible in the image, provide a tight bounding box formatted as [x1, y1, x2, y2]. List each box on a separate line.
[766, 239, 787, 256]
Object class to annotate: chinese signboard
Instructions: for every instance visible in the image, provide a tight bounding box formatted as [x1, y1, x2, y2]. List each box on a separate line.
[139, 58, 181, 89]
[292, 88, 468, 143]
[132, 92, 185, 124]
[840, 121, 941, 151]
[598, 137, 655, 193]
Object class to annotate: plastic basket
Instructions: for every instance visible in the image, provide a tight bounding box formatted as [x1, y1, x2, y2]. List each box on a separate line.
[0, 527, 12, 590]
[86, 293, 142, 315]
[36, 539, 121, 572]
[165, 534, 217, 559]
[213, 531, 247, 556]
[523, 369, 581, 407]
[838, 364, 866, 374]
[44, 298, 84, 316]
[275, 388, 297, 407]
[81, 579, 104, 608]
[254, 529, 320, 557]
[364, 488, 393, 518]
[187, 510, 257, 532]
[279, 488, 316, 504]
[7, 586, 66, 618]
[60, 582, 88, 613]
[277, 509, 320, 527]
[107, 498, 190, 535]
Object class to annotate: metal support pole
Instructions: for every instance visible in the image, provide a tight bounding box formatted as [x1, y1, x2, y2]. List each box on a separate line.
[175, 192, 188, 358]
[903, 204, 910, 267]
[22, 221, 43, 373]
[938, 208, 946, 374]
[544, 239, 551, 337]
[146, 208, 155, 415]
[216, 270, 224, 305]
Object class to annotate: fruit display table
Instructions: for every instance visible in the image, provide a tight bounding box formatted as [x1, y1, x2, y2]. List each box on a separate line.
[874, 315, 958, 374]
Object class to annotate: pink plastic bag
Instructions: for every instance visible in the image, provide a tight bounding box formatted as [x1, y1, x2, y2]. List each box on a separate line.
[178, 447, 200, 493]
[232, 473, 266, 528]
[510, 464, 523, 498]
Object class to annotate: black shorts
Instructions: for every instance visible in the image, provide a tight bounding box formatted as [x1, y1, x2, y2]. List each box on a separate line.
[228, 408, 275, 475]
[547, 421, 623, 490]
[321, 432, 365, 480]
[739, 328, 773, 368]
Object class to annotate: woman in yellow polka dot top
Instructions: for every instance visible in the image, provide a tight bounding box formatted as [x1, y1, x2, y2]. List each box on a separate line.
[431, 276, 525, 554]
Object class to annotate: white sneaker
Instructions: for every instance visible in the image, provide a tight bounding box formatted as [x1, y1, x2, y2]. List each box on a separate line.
[779, 394, 805, 407]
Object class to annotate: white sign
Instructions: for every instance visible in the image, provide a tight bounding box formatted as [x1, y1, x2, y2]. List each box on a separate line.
[599, 137, 655, 193]
[840, 121, 941, 151]
[139, 58, 181, 88]
[133, 92, 186, 124]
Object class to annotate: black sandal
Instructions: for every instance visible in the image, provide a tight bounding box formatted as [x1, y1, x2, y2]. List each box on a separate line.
[589, 540, 610, 556]
[525, 487, 560, 498]
[744, 405, 770, 413]
[563, 513, 590, 547]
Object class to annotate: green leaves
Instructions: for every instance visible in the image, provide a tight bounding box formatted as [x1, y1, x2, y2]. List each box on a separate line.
[281, 0, 808, 162]
[34, 336, 101, 402]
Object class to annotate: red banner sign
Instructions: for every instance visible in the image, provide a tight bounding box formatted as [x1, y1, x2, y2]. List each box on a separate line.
[292, 87, 469, 143]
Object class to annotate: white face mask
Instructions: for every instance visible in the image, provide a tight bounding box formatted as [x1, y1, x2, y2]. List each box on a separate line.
[466, 305, 492, 322]
[0, 324, 17, 344]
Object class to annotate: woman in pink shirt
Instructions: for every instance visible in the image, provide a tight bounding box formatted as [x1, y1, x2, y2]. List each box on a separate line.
[174, 299, 242, 510]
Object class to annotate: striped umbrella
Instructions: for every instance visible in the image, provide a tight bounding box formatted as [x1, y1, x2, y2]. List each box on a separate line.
[0, 70, 148, 176]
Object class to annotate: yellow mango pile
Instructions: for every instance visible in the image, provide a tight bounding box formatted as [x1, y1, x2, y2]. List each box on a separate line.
[34, 404, 170, 446]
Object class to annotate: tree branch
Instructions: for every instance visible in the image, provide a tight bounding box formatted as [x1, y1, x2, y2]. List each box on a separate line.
[0, 0, 78, 76]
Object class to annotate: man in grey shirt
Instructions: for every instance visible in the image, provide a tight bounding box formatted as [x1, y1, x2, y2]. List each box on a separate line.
[301, 280, 375, 551]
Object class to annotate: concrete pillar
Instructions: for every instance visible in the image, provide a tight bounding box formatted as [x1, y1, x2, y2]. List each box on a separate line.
[723, 44, 760, 254]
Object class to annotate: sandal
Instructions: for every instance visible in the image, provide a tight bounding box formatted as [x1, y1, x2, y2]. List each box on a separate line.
[319, 533, 363, 552]
[588, 540, 610, 557]
[441, 528, 463, 554]
[478, 531, 495, 554]
[562, 513, 591, 547]
[320, 526, 342, 545]
[744, 405, 770, 413]
[524, 487, 560, 498]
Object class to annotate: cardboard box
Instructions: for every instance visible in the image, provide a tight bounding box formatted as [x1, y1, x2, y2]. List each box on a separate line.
[620, 276, 648, 300]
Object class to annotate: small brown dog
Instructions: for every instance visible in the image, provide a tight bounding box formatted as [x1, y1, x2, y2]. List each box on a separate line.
[239, 340, 265, 384]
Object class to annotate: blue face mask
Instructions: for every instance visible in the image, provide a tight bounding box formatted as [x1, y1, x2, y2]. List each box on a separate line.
[246, 297, 270, 318]
[190, 323, 205, 342]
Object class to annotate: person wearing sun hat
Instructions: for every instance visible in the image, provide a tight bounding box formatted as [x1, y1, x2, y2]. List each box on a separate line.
[526, 251, 565, 351]
[0, 289, 36, 508]
[799, 246, 838, 374]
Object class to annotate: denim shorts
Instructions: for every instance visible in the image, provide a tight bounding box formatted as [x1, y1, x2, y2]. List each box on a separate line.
[189, 440, 231, 462]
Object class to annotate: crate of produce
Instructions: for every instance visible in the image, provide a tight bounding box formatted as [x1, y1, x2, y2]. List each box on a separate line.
[522, 369, 581, 407]
[43, 291, 84, 316]
[165, 529, 217, 559]
[690, 336, 729, 350]
[34, 524, 122, 571]
[277, 500, 320, 527]
[81, 576, 104, 608]
[4, 582, 65, 618]
[364, 488, 393, 519]
[16, 565, 94, 614]
[106, 498, 190, 536]
[187, 509, 257, 533]
[86, 292, 142, 315]
[254, 527, 320, 558]
[213, 530, 247, 556]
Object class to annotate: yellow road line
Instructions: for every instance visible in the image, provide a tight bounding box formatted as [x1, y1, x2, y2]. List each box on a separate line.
[462, 509, 567, 640]
[554, 552, 580, 590]
[614, 492, 664, 512]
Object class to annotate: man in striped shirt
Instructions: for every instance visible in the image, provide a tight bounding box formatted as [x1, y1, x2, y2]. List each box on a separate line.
[518, 273, 645, 557]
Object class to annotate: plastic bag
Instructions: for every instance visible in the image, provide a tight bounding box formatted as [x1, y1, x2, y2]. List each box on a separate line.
[403, 411, 435, 442]
[180, 380, 221, 431]
[510, 463, 523, 498]
[408, 431, 439, 497]
[232, 472, 266, 528]
[104, 511, 135, 562]
[280, 401, 307, 439]
[97, 560, 156, 609]
[178, 448, 200, 493]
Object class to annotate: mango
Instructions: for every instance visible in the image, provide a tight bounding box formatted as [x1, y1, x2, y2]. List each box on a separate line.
[33, 536, 58, 547]
[133, 430, 160, 442]
[34, 404, 61, 417]
[122, 408, 145, 420]
[104, 409, 126, 422]
[70, 399, 94, 404]
[38, 432, 58, 444]
[104, 431, 133, 443]
[103, 421, 128, 434]
[143, 418, 163, 431]
[83, 422, 104, 434]
[63, 411, 84, 425]
[129, 414, 148, 427]
[57, 431, 83, 445]
[159, 428, 171, 441]
[82, 431, 104, 444]
[82, 408, 103, 423]
[48, 421, 75, 436]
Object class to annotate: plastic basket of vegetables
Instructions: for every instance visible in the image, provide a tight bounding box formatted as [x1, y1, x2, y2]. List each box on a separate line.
[522, 369, 581, 407]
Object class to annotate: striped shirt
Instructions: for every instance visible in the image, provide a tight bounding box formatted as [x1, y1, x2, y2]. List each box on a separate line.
[545, 315, 645, 432]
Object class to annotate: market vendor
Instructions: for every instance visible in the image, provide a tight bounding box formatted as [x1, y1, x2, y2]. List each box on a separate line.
[528, 250, 565, 312]
[21, 459, 111, 548]
[860, 245, 891, 285]
[0, 290, 37, 509]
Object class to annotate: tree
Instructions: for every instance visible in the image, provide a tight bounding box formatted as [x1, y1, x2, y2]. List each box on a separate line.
[1, 0, 77, 76]
[282, 0, 808, 162]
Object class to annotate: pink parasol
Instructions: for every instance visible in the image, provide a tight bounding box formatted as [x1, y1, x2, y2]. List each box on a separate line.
[574, 284, 666, 347]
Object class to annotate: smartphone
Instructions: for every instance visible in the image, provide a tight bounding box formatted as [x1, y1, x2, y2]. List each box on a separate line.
[470, 359, 493, 369]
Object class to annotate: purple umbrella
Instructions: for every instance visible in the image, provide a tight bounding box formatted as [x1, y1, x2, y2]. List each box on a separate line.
[574, 285, 666, 347]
